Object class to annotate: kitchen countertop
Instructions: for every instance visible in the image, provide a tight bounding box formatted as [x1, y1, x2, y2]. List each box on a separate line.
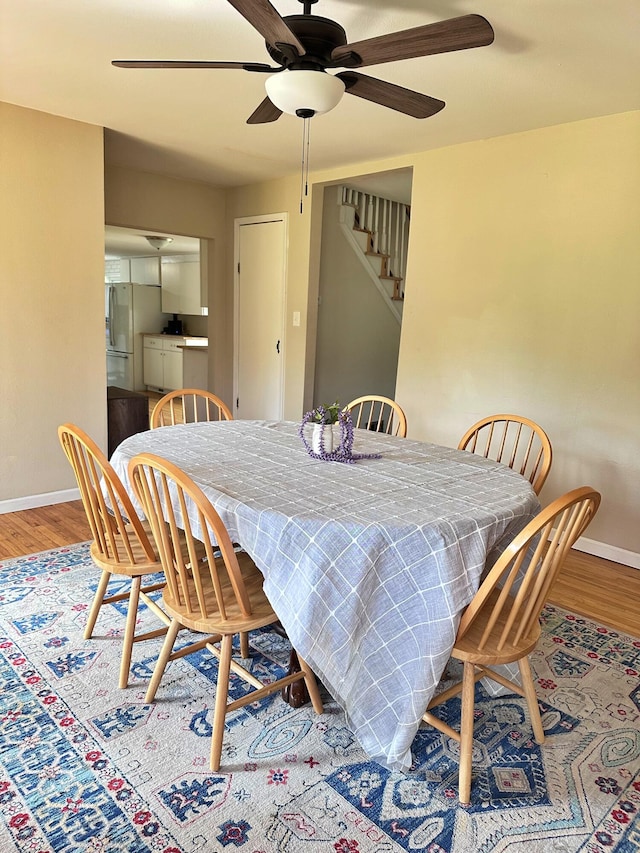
[143, 333, 208, 346]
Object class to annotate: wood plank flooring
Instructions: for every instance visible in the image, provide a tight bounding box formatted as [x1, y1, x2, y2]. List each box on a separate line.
[0, 502, 638, 637]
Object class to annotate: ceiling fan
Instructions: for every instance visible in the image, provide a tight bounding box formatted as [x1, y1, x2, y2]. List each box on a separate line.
[113, 0, 494, 124]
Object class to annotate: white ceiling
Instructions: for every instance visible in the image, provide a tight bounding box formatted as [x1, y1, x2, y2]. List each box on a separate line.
[105, 225, 200, 258]
[3, 1, 639, 190]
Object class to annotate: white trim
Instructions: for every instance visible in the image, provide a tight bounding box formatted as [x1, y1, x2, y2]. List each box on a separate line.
[0, 488, 80, 515]
[572, 535, 640, 570]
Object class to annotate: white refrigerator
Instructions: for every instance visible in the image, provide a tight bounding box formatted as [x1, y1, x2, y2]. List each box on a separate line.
[106, 282, 166, 391]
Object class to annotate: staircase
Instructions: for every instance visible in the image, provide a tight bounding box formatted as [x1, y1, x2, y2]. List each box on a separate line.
[339, 186, 410, 324]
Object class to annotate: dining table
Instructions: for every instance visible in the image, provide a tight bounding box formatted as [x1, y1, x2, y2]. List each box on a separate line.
[109, 418, 540, 772]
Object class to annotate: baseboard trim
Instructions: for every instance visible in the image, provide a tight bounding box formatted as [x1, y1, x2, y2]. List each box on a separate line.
[573, 535, 640, 570]
[0, 488, 80, 514]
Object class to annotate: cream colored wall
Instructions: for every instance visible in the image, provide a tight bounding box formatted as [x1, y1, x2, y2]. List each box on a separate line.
[0, 103, 105, 505]
[228, 111, 640, 560]
[104, 166, 230, 404]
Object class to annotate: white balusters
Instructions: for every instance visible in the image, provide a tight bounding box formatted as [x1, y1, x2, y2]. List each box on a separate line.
[340, 186, 410, 301]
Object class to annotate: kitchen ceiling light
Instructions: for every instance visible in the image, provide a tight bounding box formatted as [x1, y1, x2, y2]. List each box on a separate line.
[265, 70, 345, 117]
[144, 235, 173, 251]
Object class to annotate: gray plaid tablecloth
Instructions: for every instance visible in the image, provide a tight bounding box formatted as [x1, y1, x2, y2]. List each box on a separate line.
[110, 420, 540, 771]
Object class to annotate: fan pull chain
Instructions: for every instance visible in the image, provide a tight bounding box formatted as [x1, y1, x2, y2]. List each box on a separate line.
[299, 115, 312, 214]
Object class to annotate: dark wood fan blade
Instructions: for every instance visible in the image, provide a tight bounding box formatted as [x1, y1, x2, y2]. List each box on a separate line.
[112, 60, 276, 71]
[337, 71, 445, 118]
[247, 96, 283, 124]
[331, 14, 494, 68]
[226, 0, 305, 55]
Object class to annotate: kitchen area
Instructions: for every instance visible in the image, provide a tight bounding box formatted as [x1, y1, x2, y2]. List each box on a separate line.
[104, 226, 210, 453]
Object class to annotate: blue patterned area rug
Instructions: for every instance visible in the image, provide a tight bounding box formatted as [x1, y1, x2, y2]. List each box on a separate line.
[1, 543, 640, 853]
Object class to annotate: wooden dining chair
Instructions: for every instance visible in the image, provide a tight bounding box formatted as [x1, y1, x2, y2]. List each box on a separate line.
[128, 451, 324, 772]
[58, 423, 171, 688]
[421, 485, 601, 805]
[458, 414, 552, 494]
[150, 389, 233, 428]
[345, 395, 407, 437]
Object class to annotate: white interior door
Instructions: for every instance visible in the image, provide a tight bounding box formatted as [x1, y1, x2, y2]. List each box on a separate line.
[234, 214, 287, 420]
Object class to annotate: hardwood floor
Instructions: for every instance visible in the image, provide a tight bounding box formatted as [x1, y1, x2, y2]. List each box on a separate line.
[0, 502, 638, 637]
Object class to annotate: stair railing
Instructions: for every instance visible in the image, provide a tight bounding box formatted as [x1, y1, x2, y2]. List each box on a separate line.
[341, 186, 410, 297]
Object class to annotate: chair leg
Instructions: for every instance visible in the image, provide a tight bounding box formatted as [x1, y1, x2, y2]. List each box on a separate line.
[458, 661, 476, 806]
[210, 634, 233, 772]
[297, 654, 324, 714]
[84, 569, 111, 639]
[239, 631, 249, 658]
[145, 618, 181, 703]
[118, 575, 142, 689]
[518, 655, 545, 744]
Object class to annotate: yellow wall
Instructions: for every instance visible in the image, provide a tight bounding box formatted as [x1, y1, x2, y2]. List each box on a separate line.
[397, 111, 639, 554]
[104, 166, 230, 403]
[0, 103, 105, 504]
[230, 111, 640, 557]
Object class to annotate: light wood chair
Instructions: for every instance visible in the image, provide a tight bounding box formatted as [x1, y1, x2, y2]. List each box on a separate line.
[58, 423, 171, 688]
[345, 395, 407, 437]
[458, 414, 552, 494]
[421, 485, 601, 805]
[128, 451, 324, 772]
[150, 389, 233, 428]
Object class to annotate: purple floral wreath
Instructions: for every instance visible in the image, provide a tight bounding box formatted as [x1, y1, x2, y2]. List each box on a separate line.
[298, 407, 381, 464]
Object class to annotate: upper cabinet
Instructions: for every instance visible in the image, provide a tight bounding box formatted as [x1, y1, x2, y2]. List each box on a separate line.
[161, 250, 207, 316]
[130, 256, 162, 286]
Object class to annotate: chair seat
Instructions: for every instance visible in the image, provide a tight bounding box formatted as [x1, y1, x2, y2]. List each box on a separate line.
[90, 520, 204, 577]
[162, 550, 276, 634]
[452, 588, 541, 666]
[90, 533, 158, 576]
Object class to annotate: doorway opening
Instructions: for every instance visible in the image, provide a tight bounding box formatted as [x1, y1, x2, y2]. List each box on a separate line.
[312, 168, 413, 411]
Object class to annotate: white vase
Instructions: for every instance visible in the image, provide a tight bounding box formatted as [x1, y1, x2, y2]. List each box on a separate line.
[311, 423, 333, 455]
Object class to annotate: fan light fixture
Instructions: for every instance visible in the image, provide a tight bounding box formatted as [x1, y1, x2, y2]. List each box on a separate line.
[265, 70, 345, 118]
[265, 70, 346, 214]
[144, 235, 173, 251]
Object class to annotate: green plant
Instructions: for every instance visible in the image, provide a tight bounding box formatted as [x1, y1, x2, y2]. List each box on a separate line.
[310, 402, 341, 425]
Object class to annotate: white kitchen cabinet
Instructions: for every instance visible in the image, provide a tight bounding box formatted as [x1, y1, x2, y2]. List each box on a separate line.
[143, 335, 184, 391]
[143, 334, 207, 392]
[142, 338, 165, 389]
[131, 256, 162, 285]
[162, 347, 184, 390]
[161, 253, 206, 315]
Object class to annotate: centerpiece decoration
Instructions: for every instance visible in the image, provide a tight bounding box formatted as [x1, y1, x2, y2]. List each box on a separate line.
[299, 402, 381, 464]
